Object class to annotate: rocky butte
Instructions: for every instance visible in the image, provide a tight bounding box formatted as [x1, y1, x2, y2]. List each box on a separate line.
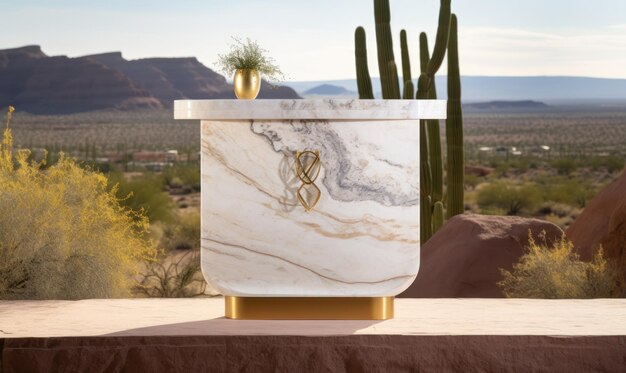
[0, 45, 300, 114]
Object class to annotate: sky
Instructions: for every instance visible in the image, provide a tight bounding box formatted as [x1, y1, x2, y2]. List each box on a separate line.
[3, 0, 626, 81]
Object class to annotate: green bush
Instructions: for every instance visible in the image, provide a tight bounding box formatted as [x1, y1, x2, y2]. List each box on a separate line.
[551, 158, 578, 175]
[464, 173, 481, 190]
[109, 172, 174, 223]
[160, 213, 201, 251]
[0, 110, 155, 299]
[476, 181, 542, 215]
[548, 183, 594, 209]
[163, 163, 200, 191]
[602, 156, 625, 174]
[537, 176, 596, 208]
[499, 234, 622, 298]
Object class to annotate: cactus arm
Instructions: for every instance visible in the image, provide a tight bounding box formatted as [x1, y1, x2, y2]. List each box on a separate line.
[432, 201, 444, 233]
[421, 195, 433, 244]
[420, 117, 432, 194]
[418, 31, 433, 242]
[388, 60, 401, 100]
[427, 115, 443, 202]
[445, 14, 464, 218]
[403, 80, 414, 100]
[355, 26, 374, 99]
[400, 29, 412, 90]
[417, 0, 452, 97]
[374, 0, 400, 99]
[426, 0, 451, 77]
[416, 72, 429, 99]
[420, 33, 443, 203]
[419, 32, 429, 75]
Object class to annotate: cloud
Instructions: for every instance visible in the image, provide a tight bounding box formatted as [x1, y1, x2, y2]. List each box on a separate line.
[457, 26, 626, 78]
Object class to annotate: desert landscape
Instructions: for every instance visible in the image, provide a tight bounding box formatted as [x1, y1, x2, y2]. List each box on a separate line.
[3, 0, 626, 370]
[7, 103, 625, 299]
[10, 105, 626, 230]
[1, 7, 626, 301]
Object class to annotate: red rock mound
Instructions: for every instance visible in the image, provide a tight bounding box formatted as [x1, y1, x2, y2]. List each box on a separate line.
[566, 169, 626, 268]
[400, 214, 564, 298]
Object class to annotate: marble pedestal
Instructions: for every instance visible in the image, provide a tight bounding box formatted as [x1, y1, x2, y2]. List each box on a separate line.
[174, 99, 446, 319]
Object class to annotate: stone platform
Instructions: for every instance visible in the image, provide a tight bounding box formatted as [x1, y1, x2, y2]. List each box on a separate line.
[1, 298, 625, 372]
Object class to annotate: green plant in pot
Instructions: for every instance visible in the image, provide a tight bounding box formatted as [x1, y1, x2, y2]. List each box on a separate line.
[217, 38, 284, 100]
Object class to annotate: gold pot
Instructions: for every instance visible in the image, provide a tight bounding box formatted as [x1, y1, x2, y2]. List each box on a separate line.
[233, 69, 261, 99]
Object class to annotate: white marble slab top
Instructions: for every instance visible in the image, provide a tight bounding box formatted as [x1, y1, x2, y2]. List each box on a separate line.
[174, 99, 447, 120]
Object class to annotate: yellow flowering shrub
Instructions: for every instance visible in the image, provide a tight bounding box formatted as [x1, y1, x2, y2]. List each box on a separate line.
[0, 107, 155, 299]
[499, 233, 622, 298]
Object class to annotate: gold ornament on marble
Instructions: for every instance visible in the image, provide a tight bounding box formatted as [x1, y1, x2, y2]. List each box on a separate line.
[295, 150, 321, 211]
[233, 69, 261, 99]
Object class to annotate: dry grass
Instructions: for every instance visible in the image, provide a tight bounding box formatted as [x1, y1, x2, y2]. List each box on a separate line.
[499, 233, 623, 298]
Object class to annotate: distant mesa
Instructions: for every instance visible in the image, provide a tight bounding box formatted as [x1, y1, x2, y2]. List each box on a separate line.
[0, 45, 300, 114]
[0, 46, 161, 114]
[303, 84, 355, 96]
[463, 100, 549, 111]
[0, 45, 47, 67]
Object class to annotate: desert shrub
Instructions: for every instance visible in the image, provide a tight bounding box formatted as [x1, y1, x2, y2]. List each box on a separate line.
[493, 162, 510, 177]
[537, 202, 578, 218]
[135, 213, 207, 298]
[134, 250, 207, 298]
[551, 158, 578, 176]
[464, 173, 481, 190]
[508, 157, 530, 173]
[476, 181, 542, 215]
[543, 213, 574, 229]
[163, 163, 200, 191]
[587, 155, 625, 173]
[169, 176, 184, 189]
[604, 156, 625, 173]
[538, 176, 596, 208]
[0, 109, 155, 299]
[109, 172, 174, 223]
[160, 213, 201, 251]
[499, 234, 622, 298]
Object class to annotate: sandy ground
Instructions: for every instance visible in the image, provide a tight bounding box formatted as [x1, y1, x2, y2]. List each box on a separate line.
[1, 298, 626, 337]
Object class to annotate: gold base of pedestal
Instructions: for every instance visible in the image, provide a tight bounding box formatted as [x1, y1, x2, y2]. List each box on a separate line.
[224, 296, 394, 320]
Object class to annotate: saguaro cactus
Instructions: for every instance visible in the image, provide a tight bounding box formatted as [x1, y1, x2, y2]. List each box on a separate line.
[355, 27, 374, 99]
[446, 14, 464, 218]
[374, 0, 400, 99]
[354, 0, 463, 243]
